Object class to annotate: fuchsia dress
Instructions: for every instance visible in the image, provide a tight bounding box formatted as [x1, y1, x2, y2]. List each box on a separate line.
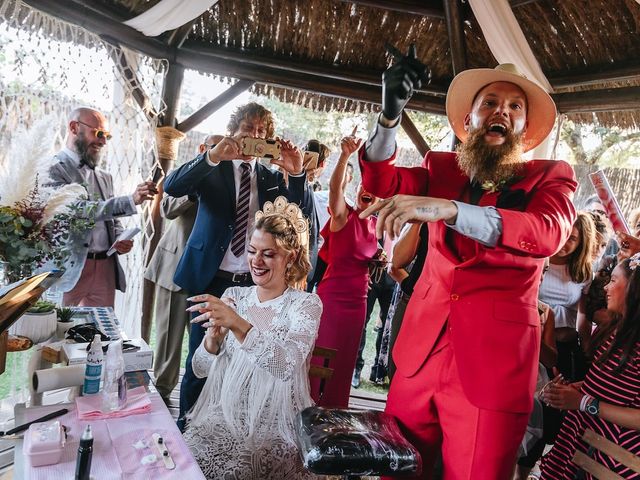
[310, 206, 378, 407]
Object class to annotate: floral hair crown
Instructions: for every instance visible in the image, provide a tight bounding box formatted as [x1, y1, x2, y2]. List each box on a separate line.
[254, 196, 309, 250]
[629, 252, 640, 271]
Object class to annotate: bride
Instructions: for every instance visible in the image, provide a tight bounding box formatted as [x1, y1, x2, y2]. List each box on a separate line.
[182, 197, 322, 479]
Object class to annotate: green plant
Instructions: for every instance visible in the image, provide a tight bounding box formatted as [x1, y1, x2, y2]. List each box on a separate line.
[28, 300, 56, 313]
[56, 307, 75, 322]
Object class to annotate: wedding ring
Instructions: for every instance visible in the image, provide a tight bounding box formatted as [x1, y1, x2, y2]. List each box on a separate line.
[622, 241, 630, 249]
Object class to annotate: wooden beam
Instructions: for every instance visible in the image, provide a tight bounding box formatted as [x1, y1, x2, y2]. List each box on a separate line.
[180, 41, 448, 97]
[549, 61, 640, 89]
[176, 48, 447, 114]
[553, 86, 640, 114]
[509, 0, 543, 7]
[160, 63, 185, 128]
[401, 112, 430, 157]
[166, 19, 198, 48]
[24, 0, 170, 59]
[177, 80, 255, 133]
[340, 0, 445, 18]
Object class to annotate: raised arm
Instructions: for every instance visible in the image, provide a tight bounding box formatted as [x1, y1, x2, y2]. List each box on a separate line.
[329, 135, 362, 231]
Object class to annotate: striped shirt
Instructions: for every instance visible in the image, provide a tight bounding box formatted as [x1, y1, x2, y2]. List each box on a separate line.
[540, 334, 640, 479]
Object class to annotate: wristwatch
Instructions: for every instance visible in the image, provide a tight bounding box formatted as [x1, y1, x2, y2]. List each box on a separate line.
[586, 397, 600, 416]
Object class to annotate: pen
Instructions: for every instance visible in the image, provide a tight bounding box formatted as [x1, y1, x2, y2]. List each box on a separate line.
[1, 408, 69, 436]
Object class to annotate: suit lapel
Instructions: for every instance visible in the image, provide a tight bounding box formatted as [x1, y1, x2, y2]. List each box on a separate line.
[220, 161, 237, 213]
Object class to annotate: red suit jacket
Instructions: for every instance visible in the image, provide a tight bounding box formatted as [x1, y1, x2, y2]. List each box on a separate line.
[360, 150, 577, 413]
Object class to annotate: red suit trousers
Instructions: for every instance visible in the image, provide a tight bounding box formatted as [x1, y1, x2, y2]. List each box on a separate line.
[384, 330, 529, 480]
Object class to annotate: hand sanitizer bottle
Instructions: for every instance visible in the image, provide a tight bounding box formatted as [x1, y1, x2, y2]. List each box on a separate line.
[82, 334, 103, 395]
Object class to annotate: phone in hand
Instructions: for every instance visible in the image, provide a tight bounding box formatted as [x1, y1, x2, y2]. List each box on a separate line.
[303, 151, 320, 171]
[241, 138, 281, 159]
[150, 165, 164, 184]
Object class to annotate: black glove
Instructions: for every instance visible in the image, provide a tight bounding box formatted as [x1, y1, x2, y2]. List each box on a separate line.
[382, 44, 430, 121]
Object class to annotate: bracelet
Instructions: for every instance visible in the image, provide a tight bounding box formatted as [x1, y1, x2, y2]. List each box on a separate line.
[580, 394, 593, 412]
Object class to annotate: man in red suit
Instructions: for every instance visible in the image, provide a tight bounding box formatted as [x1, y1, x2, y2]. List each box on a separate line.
[359, 46, 577, 479]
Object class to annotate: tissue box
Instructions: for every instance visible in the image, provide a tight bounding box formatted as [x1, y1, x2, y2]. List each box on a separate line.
[23, 421, 66, 467]
[62, 338, 153, 372]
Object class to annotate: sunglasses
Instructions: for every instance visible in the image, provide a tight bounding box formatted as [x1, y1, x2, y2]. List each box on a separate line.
[76, 120, 113, 140]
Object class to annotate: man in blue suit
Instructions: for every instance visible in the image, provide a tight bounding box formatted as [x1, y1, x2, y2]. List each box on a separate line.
[163, 102, 315, 428]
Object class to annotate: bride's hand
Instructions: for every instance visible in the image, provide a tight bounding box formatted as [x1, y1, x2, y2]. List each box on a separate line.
[188, 294, 253, 342]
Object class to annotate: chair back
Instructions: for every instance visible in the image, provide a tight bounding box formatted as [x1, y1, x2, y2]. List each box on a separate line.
[309, 345, 337, 400]
[572, 428, 640, 479]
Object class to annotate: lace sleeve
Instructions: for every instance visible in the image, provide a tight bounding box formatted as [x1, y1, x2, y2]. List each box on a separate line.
[240, 292, 322, 382]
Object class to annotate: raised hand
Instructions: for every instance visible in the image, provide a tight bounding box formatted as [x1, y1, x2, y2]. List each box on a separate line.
[132, 181, 158, 204]
[382, 43, 430, 122]
[340, 132, 363, 157]
[208, 136, 243, 163]
[271, 137, 303, 175]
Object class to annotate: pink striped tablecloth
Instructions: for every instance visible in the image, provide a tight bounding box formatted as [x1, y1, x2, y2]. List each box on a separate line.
[17, 392, 205, 479]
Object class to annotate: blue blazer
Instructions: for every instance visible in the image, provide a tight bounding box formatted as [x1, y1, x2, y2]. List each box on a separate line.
[164, 154, 315, 293]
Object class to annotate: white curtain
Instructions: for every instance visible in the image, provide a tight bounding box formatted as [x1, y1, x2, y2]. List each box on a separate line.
[469, 0, 556, 158]
[124, 0, 219, 37]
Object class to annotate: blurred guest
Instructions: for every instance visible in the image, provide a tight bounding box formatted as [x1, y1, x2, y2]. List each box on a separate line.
[309, 134, 378, 407]
[183, 200, 321, 479]
[540, 212, 595, 382]
[144, 135, 221, 401]
[540, 254, 640, 479]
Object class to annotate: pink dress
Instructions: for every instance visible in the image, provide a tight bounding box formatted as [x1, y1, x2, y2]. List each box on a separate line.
[310, 206, 378, 407]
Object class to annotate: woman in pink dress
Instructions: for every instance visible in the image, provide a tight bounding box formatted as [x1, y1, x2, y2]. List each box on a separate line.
[310, 133, 379, 407]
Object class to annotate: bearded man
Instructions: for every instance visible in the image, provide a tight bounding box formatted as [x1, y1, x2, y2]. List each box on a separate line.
[359, 47, 577, 479]
[48, 107, 157, 307]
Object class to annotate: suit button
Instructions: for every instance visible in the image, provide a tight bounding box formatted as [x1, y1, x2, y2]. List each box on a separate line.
[83, 243, 89, 247]
[228, 225, 233, 230]
[220, 246, 225, 252]
[450, 294, 459, 301]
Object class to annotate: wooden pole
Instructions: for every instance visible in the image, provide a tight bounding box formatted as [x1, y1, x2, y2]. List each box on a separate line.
[444, 0, 468, 150]
[401, 112, 430, 158]
[140, 63, 185, 344]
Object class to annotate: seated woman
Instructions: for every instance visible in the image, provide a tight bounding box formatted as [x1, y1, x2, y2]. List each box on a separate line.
[182, 197, 322, 480]
[540, 253, 640, 479]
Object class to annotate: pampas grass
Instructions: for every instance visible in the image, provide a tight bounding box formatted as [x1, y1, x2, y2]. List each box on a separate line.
[0, 116, 55, 206]
[40, 183, 87, 224]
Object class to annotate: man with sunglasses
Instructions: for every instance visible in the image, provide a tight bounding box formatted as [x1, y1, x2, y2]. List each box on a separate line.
[48, 107, 158, 307]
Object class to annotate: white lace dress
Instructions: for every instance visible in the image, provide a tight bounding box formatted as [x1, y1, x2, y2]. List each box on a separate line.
[183, 286, 323, 480]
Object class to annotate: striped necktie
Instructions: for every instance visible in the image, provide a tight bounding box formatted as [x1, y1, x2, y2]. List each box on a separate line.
[230, 162, 252, 257]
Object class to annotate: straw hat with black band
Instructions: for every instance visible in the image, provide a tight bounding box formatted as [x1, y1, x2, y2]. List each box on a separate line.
[445, 63, 557, 153]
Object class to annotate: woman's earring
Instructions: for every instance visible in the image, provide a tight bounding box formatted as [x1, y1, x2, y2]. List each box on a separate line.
[287, 263, 293, 269]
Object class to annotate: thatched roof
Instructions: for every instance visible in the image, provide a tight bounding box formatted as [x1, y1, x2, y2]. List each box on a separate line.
[21, 0, 640, 128]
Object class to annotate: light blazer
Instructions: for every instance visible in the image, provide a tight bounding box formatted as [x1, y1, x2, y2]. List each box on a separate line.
[144, 194, 197, 292]
[360, 150, 577, 414]
[47, 151, 137, 292]
[164, 154, 315, 294]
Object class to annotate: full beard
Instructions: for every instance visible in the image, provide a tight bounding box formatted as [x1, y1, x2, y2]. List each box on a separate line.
[456, 126, 525, 185]
[74, 136, 102, 169]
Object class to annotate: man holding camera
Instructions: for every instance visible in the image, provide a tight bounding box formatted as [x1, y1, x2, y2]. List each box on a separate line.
[163, 102, 315, 429]
[359, 47, 577, 478]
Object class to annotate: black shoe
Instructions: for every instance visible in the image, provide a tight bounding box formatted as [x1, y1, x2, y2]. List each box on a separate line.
[351, 371, 361, 389]
[369, 364, 379, 382]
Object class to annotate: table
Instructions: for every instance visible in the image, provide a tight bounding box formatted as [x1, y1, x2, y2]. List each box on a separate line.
[13, 391, 205, 479]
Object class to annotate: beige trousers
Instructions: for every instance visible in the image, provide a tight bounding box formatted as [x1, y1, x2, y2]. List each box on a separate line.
[152, 284, 190, 399]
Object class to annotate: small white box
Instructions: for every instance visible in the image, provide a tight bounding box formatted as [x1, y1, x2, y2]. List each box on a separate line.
[62, 338, 153, 373]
